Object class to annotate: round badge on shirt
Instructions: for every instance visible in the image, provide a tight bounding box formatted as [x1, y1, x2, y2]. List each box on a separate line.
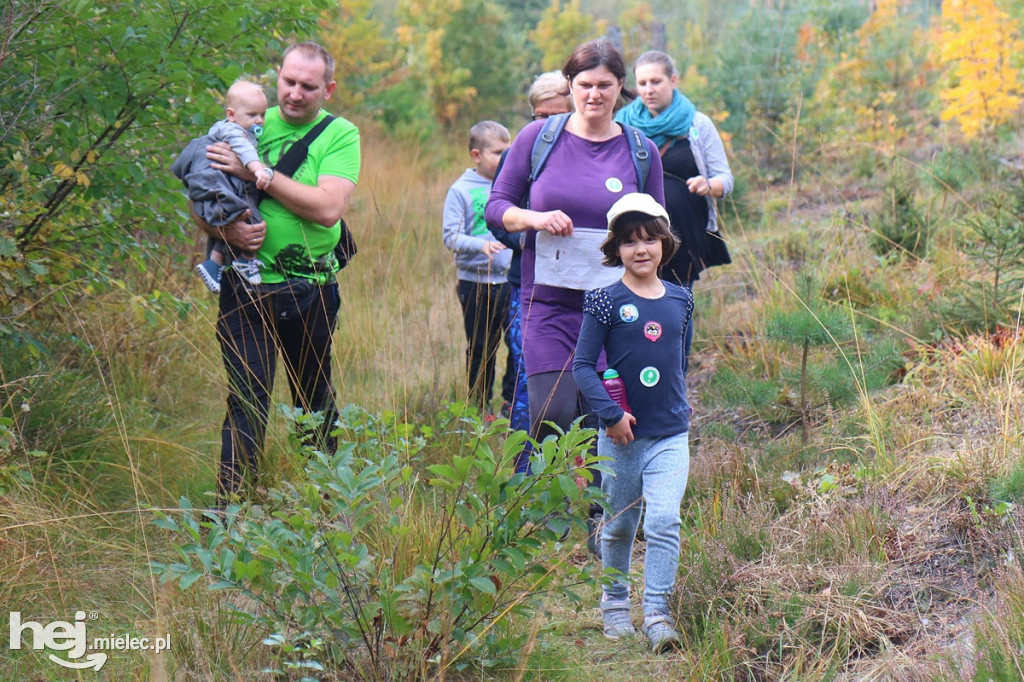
[644, 321, 662, 342]
[619, 304, 639, 323]
[605, 177, 623, 192]
[640, 366, 660, 387]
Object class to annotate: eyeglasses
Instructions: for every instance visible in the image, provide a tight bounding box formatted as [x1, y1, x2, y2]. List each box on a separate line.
[531, 113, 550, 121]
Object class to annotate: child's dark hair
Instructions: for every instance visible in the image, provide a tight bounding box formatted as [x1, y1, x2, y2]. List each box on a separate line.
[601, 213, 679, 267]
[468, 120, 510, 153]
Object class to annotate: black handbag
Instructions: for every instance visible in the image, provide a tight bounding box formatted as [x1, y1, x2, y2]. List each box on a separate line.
[333, 218, 357, 269]
[704, 228, 731, 268]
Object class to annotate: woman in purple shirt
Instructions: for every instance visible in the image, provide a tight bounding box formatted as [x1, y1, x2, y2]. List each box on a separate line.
[485, 39, 665, 549]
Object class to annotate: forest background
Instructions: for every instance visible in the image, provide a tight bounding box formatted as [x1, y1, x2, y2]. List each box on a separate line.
[4, 0, 1024, 679]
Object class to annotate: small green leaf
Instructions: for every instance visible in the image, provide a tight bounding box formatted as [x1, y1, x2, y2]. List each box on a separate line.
[469, 576, 497, 595]
[178, 570, 204, 590]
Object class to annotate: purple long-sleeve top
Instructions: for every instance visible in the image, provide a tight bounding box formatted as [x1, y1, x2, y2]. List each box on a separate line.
[485, 119, 665, 377]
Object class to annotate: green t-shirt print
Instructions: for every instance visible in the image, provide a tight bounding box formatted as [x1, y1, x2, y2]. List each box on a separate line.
[468, 186, 489, 237]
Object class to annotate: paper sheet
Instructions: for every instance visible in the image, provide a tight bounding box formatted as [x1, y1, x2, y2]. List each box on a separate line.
[534, 228, 624, 291]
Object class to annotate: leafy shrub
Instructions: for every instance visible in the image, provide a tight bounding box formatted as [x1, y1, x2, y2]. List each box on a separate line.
[369, 78, 441, 146]
[923, 148, 979, 193]
[154, 405, 603, 680]
[869, 174, 930, 257]
[766, 273, 854, 442]
[940, 197, 1024, 333]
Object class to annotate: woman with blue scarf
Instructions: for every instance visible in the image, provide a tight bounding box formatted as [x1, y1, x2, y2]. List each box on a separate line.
[615, 50, 733, 374]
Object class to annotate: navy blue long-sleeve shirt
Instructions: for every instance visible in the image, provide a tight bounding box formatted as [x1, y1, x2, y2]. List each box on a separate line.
[572, 280, 693, 437]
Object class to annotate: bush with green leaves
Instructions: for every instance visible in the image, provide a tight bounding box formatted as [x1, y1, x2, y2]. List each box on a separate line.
[154, 404, 604, 680]
[870, 167, 930, 258]
[940, 196, 1024, 333]
[766, 273, 854, 443]
[2, 0, 330, 311]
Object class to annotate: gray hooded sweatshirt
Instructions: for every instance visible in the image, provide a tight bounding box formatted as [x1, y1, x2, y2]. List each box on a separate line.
[442, 168, 511, 284]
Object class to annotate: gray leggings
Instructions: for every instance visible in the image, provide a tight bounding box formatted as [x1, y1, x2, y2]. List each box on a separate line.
[527, 370, 602, 505]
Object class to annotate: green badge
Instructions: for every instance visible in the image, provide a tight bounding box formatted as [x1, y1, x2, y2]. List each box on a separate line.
[640, 366, 660, 387]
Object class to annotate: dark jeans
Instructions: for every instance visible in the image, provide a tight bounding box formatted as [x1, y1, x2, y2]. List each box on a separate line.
[507, 285, 532, 473]
[216, 271, 340, 501]
[456, 279, 513, 409]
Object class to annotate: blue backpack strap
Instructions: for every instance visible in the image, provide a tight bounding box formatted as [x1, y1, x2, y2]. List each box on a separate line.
[527, 114, 651, 194]
[619, 122, 651, 193]
[529, 112, 571, 183]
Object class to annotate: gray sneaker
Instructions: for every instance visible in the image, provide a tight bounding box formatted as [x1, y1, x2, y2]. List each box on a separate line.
[643, 614, 680, 653]
[232, 256, 263, 285]
[600, 599, 635, 640]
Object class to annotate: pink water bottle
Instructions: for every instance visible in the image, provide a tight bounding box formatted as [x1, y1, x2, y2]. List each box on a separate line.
[602, 369, 631, 414]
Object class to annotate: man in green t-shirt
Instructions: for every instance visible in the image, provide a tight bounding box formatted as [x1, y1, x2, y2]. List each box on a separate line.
[193, 42, 361, 503]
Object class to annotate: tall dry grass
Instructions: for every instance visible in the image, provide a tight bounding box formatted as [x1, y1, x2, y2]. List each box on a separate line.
[332, 131, 467, 417]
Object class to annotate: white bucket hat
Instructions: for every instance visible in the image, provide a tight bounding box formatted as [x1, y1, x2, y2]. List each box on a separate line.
[605, 192, 669, 233]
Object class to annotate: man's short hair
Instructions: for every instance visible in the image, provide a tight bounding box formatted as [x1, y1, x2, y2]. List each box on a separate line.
[283, 42, 335, 84]
[600, 214, 679, 267]
[468, 120, 510, 152]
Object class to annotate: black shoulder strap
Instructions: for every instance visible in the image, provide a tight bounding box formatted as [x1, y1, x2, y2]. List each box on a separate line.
[257, 114, 334, 203]
[493, 147, 510, 185]
[618, 122, 651, 194]
[274, 114, 335, 177]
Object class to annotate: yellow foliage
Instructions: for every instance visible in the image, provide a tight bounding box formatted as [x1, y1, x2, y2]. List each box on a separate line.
[938, 0, 1024, 139]
[320, 0, 399, 110]
[393, 0, 477, 125]
[53, 163, 74, 180]
[859, 0, 905, 38]
[679, 63, 707, 95]
[531, 0, 607, 72]
[618, 3, 654, 65]
[811, 0, 937, 144]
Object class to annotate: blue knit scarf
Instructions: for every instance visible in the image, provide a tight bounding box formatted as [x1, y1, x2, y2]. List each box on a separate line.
[615, 90, 696, 148]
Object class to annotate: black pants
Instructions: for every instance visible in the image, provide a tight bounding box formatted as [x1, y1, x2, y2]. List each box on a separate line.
[456, 279, 513, 409]
[216, 271, 340, 501]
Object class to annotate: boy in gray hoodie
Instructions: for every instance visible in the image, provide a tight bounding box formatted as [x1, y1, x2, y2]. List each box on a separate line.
[442, 121, 514, 416]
